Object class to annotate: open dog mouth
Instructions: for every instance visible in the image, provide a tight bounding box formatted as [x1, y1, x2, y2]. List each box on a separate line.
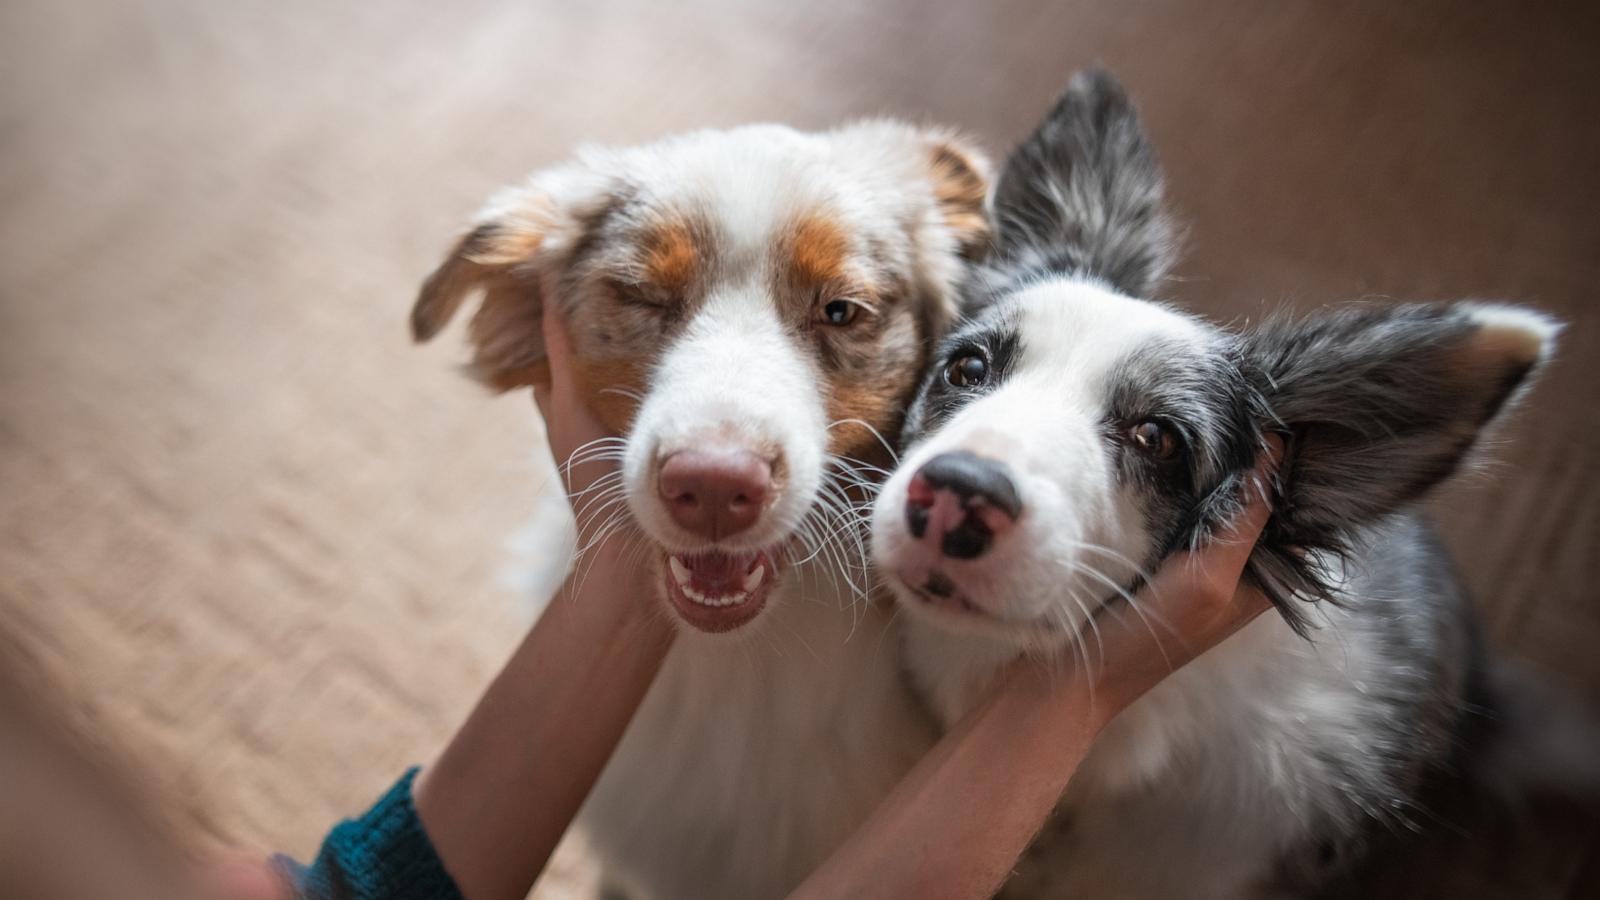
[662, 548, 779, 633]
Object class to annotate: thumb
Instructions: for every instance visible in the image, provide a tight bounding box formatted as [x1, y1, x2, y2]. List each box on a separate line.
[540, 301, 574, 387]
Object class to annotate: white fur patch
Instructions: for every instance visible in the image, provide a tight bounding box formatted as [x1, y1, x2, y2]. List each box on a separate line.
[1459, 301, 1562, 369]
[623, 288, 826, 554]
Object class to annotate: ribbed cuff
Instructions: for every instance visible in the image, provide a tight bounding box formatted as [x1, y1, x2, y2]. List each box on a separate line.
[272, 767, 463, 900]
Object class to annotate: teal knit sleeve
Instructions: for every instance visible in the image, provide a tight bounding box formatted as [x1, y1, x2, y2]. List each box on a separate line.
[271, 767, 464, 900]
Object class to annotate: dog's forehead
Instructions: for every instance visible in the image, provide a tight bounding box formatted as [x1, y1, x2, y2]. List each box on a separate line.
[1006, 279, 1210, 382]
[610, 125, 883, 250]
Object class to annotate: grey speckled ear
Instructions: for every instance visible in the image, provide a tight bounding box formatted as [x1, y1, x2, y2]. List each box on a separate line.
[1243, 301, 1560, 616]
[980, 68, 1176, 302]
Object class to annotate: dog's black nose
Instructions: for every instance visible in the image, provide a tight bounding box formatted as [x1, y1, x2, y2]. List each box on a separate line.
[905, 451, 1022, 560]
[917, 451, 1023, 518]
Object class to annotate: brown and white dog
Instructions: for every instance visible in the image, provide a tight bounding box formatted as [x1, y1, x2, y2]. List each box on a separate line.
[413, 122, 988, 899]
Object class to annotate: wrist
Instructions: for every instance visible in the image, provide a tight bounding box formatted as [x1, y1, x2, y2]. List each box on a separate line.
[1009, 653, 1141, 741]
[1076, 658, 1172, 734]
[991, 659, 1114, 753]
[1061, 667, 1123, 739]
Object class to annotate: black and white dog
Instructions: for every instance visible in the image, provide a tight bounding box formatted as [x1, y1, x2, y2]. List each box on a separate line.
[871, 71, 1562, 897]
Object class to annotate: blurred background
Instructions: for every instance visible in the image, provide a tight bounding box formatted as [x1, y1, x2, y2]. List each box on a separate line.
[2, 0, 1596, 896]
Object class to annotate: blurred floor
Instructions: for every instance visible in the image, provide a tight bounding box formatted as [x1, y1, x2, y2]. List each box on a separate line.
[1, 1, 1596, 896]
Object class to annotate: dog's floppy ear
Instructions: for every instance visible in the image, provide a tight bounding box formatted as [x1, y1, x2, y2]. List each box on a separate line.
[985, 68, 1175, 300]
[828, 119, 993, 335]
[1244, 302, 1559, 616]
[411, 190, 560, 391]
[412, 170, 619, 392]
[925, 136, 991, 262]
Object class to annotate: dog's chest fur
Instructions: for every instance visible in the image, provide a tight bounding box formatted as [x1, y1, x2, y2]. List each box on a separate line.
[578, 579, 937, 900]
[906, 514, 1476, 899]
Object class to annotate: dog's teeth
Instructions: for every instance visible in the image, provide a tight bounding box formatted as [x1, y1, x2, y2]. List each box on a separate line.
[669, 556, 691, 586]
[742, 566, 765, 594]
[683, 589, 749, 608]
[668, 554, 758, 608]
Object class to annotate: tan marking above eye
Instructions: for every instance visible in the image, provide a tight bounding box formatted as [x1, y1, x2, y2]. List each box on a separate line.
[789, 214, 852, 286]
[788, 213, 897, 333]
[641, 219, 699, 296]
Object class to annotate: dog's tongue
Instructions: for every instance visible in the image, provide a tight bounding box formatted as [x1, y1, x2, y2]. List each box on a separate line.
[677, 551, 758, 595]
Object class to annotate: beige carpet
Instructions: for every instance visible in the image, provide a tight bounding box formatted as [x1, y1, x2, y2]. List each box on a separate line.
[2, 1, 1596, 895]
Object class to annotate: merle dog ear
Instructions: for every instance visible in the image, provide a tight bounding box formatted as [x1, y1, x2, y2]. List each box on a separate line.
[412, 192, 560, 391]
[925, 135, 992, 262]
[980, 68, 1176, 302]
[411, 170, 618, 391]
[1243, 302, 1559, 618]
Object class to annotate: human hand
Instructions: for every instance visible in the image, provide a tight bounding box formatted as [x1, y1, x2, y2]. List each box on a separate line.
[409, 309, 665, 900]
[530, 303, 617, 500]
[529, 303, 639, 559]
[1014, 435, 1282, 728]
[195, 317, 648, 900]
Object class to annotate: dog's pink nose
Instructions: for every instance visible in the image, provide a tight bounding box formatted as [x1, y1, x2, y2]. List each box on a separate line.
[658, 447, 773, 540]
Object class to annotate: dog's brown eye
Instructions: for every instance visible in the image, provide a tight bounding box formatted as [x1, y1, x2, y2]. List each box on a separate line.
[945, 354, 987, 388]
[820, 299, 859, 327]
[1130, 420, 1179, 460]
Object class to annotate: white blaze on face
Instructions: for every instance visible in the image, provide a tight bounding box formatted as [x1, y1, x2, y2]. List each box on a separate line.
[623, 283, 827, 552]
[874, 279, 1211, 637]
